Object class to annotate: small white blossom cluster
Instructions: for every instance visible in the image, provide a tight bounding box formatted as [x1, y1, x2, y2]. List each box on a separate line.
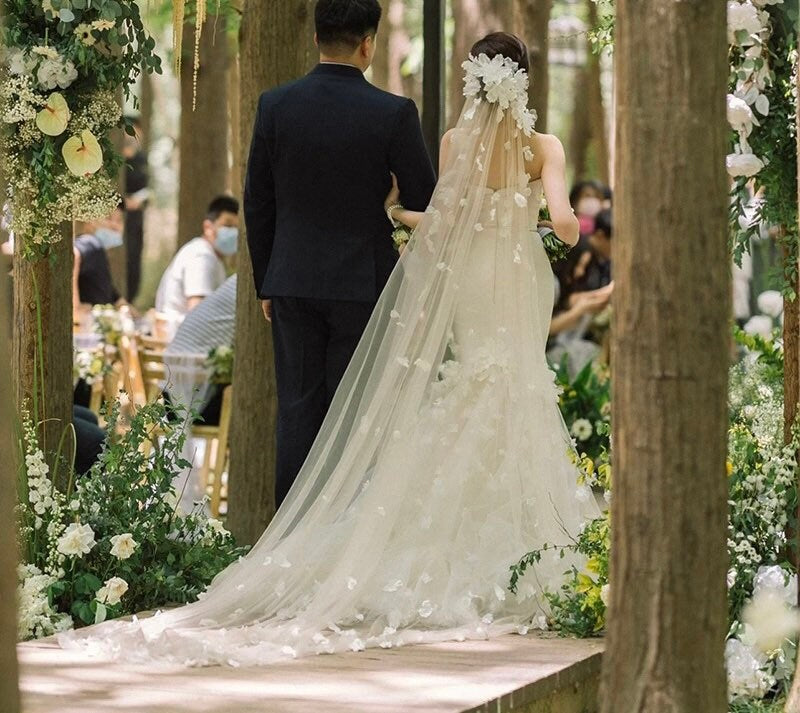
[727, 565, 798, 701]
[462, 53, 536, 136]
[726, 0, 783, 177]
[73, 348, 106, 384]
[16, 564, 73, 640]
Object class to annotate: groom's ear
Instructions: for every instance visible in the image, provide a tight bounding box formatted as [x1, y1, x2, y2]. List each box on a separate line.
[313, 33, 319, 49]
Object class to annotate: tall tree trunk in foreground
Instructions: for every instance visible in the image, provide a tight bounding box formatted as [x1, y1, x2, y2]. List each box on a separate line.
[449, 0, 516, 127]
[13, 229, 74, 485]
[600, 0, 729, 711]
[515, 0, 552, 132]
[177, 15, 230, 248]
[0, 176, 20, 713]
[783, 50, 800, 713]
[226, 0, 316, 545]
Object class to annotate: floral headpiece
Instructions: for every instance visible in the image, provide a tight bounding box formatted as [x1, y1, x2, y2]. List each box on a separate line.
[462, 53, 536, 136]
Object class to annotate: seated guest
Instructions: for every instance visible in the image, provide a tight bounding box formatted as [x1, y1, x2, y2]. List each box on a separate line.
[569, 180, 604, 237]
[73, 405, 105, 476]
[165, 274, 237, 425]
[155, 196, 239, 326]
[73, 207, 127, 315]
[573, 209, 612, 295]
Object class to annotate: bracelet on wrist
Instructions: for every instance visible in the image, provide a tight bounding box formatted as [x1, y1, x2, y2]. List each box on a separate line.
[386, 203, 403, 228]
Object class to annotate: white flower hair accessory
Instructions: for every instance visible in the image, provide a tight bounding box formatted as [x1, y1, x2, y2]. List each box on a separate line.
[462, 53, 536, 136]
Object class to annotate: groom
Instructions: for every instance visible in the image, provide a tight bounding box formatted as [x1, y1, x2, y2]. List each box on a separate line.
[244, 0, 437, 507]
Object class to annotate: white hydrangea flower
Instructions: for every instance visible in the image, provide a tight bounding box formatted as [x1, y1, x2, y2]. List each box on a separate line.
[726, 637, 773, 699]
[95, 576, 128, 605]
[743, 314, 773, 338]
[109, 533, 138, 560]
[56, 522, 96, 557]
[727, 1, 764, 45]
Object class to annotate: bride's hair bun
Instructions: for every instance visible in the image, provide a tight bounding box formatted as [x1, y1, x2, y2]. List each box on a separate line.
[470, 32, 529, 72]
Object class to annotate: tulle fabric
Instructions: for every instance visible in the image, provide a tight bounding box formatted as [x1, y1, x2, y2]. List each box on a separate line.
[59, 98, 599, 666]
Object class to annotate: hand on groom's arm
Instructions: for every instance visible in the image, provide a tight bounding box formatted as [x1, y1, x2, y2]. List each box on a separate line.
[244, 96, 277, 299]
[388, 99, 437, 212]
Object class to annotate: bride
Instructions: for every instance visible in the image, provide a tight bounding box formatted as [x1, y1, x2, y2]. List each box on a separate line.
[60, 32, 599, 666]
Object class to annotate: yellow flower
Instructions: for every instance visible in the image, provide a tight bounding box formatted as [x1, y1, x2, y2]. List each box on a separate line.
[35, 92, 70, 136]
[726, 460, 734, 477]
[62, 130, 103, 176]
[586, 557, 602, 574]
[74, 23, 97, 46]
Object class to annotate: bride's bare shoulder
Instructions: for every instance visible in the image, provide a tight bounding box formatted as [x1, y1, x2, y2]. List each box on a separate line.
[529, 132, 565, 155]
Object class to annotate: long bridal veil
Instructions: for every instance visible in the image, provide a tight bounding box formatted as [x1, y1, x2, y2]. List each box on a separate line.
[60, 55, 598, 665]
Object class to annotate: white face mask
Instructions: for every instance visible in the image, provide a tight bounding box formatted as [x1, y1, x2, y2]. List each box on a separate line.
[95, 227, 124, 250]
[215, 225, 239, 256]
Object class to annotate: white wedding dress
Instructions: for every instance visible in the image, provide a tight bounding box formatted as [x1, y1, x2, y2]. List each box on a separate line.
[60, 56, 599, 666]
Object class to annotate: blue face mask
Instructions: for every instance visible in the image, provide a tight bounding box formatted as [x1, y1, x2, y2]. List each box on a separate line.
[215, 225, 239, 256]
[95, 227, 124, 250]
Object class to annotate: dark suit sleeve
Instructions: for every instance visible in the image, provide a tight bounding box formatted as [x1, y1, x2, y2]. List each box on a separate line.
[244, 95, 276, 297]
[388, 99, 437, 212]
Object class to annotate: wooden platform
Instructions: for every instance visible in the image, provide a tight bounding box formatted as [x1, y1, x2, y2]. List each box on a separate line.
[18, 634, 603, 713]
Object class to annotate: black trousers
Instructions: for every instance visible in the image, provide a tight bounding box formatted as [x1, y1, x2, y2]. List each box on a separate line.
[271, 297, 374, 507]
[125, 210, 144, 303]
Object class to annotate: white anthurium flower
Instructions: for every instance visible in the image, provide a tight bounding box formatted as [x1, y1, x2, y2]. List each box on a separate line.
[109, 533, 138, 560]
[726, 152, 764, 178]
[56, 522, 96, 557]
[96, 577, 128, 606]
[62, 129, 103, 176]
[726, 94, 756, 134]
[35, 92, 70, 136]
[754, 92, 770, 116]
[756, 290, 783, 319]
[727, 1, 764, 45]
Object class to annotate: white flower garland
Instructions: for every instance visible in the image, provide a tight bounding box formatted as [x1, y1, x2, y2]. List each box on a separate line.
[461, 53, 537, 136]
[726, 0, 784, 178]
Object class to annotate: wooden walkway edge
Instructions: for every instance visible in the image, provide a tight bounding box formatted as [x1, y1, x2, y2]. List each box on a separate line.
[18, 633, 603, 713]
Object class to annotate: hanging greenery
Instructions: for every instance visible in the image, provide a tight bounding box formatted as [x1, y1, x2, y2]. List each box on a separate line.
[0, 0, 162, 259]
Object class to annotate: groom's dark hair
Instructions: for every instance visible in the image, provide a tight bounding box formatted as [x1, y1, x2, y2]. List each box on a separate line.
[315, 0, 382, 52]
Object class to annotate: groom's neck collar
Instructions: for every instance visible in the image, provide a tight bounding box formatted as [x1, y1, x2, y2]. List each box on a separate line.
[312, 62, 366, 80]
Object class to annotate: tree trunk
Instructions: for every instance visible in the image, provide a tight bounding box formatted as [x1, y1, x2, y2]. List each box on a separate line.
[570, 62, 591, 179]
[371, 0, 410, 97]
[177, 15, 230, 248]
[782, 50, 800, 713]
[0, 186, 20, 713]
[12, 228, 74, 485]
[448, 0, 516, 127]
[585, 0, 609, 184]
[601, 0, 729, 710]
[226, 0, 316, 545]
[228, 43, 241, 194]
[515, 0, 552, 132]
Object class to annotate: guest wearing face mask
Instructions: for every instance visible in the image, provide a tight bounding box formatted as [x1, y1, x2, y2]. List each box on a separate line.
[73, 207, 128, 318]
[155, 196, 239, 327]
[569, 180, 604, 237]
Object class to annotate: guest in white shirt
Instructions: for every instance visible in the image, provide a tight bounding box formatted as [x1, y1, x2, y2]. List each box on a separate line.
[155, 195, 239, 324]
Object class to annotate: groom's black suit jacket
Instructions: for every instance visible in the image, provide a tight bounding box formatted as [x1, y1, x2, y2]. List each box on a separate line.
[244, 63, 437, 303]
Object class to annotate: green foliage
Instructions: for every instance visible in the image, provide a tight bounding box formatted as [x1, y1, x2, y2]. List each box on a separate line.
[205, 344, 233, 385]
[16, 400, 247, 637]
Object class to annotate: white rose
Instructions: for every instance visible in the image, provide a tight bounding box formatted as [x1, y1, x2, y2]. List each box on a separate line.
[726, 94, 755, 134]
[570, 418, 593, 442]
[56, 522, 96, 557]
[109, 533, 138, 560]
[95, 576, 128, 606]
[756, 290, 783, 319]
[726, 152, 764, 178]
[727, 1, 763, 45]
[206, 518, 229, 537]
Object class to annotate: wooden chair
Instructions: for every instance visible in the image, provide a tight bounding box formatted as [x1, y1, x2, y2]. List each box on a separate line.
[191, 385, 233, 517]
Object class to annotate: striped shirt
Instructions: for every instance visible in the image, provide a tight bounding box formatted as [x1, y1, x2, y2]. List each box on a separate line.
[166, 274, 237, 357]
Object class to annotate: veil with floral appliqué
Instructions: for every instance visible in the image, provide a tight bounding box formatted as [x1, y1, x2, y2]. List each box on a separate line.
[59, 54, 595, 665]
